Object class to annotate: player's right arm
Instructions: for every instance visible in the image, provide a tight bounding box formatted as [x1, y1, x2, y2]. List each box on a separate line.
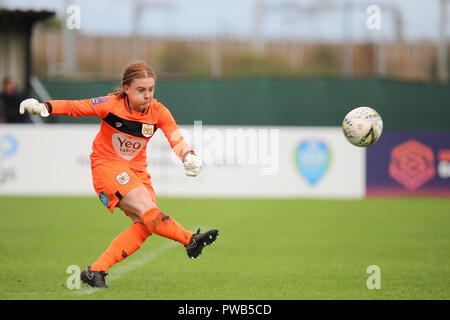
[19, 98, 49, 117]
[19, 97, 110, 118]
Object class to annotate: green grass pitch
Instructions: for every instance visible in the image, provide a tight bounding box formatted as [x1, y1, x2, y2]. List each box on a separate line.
[0, 196, 449, 300]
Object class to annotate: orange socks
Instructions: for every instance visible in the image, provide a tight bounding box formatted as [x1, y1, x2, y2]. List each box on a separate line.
[90, 208, 193, 272]
[90, 221, 151, 272]
[141, 207, 194, 246]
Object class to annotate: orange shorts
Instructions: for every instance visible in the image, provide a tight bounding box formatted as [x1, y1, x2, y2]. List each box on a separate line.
[91, 161, 157, 214]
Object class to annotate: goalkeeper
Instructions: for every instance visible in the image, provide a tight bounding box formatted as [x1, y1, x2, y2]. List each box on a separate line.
[19, 61, 219, 288]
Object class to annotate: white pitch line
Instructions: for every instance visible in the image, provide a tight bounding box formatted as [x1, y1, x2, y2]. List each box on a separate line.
[75, 241, 177, 295]
[74, 225, 207, 295]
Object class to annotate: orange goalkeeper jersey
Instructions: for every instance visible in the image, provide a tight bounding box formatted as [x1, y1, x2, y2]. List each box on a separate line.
[44, 95, 192, 171]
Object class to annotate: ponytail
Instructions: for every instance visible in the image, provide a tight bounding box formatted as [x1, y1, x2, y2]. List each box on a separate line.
[108, 87, 126, 98]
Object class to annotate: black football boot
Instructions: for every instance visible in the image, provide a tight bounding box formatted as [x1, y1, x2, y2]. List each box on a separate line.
[185, 228, 219, 259]
[80, 265, 109, 288]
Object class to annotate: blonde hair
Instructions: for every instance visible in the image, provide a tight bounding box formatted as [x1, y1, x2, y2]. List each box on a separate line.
[110, 62, 156, 98]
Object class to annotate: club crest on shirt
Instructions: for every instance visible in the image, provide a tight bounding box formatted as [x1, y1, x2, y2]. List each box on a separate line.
[116, 172, 130, 185]
[142, 124, 154, 138]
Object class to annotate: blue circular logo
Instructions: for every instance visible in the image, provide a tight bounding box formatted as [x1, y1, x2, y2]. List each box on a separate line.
[0, 134, 18, 160]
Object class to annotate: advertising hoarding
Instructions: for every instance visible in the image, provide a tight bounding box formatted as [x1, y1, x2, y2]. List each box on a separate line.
[366, 131, 450, 196]
[0, 125, 365, 198]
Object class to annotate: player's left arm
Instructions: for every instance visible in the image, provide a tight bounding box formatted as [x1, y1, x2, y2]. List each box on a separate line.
[157, 102, 202, 177]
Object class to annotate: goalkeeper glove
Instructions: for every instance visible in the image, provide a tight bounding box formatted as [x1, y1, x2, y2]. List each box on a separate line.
[19, 98, 49, 117]
[183, 152, 202, 177]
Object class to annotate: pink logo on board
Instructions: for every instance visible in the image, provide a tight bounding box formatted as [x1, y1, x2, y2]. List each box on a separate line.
[388, 140, 435, 190]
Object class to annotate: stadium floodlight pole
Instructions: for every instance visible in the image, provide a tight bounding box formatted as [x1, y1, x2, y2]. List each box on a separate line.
[373, 3, 403, 79]
[211, 19, 227, 78]
[376, 39, 386, 77]
[438, 0, 449, 83]
[342, 0, 354, 77]
[130, 0, 175, 60]
[342, 1, 404, 78]
[61, 0, 78, 78]
[252, 0, 266, 55]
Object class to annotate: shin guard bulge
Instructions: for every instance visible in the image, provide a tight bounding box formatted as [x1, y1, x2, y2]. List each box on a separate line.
[141, 207, 193, 246]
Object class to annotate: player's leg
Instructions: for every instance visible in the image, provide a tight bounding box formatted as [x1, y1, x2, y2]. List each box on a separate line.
[117, 185, 195, 246]
[81, 217, 151, 288]
[89, 213, 151, 273]
[82, 163, 152, 287]
[84, 162, 219, 288]
[141, 174, 219, 259]
[119, 181, 219, 259]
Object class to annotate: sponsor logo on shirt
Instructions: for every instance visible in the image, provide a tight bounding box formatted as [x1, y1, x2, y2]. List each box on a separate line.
[91, 96, 110, 105]
[112, 133, 147, 161]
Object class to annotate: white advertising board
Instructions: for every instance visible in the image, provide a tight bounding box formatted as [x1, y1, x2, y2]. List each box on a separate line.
[0, 124, 365, 198]
[0, 124, 95, 195]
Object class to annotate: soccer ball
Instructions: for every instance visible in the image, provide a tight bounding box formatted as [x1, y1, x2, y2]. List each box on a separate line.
[342, 106, 383, 147]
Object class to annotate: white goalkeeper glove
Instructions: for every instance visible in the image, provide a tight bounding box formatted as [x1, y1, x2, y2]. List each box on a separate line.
[19, 98, 49, 117]
[183, 153, 202, 177]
